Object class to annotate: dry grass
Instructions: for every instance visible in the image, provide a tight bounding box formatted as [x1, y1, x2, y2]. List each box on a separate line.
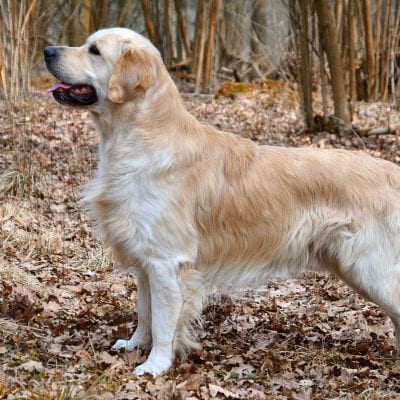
[0, 317, 43, 342]
[81, 244, 114, 272]
[0, 261, 44, 295]
[0, 200, 19, 222]
[0, 100, 48, 199]
[2, 223, 64, 258]
[0, 149, 46, 197]
[1, 197, 64, 260]
[0, 1, 40, 102]
[0, 382, 77, 400]
[0, 317, 22, 339]
[357, 388, 394, 400]
[0, 381, 13, 398]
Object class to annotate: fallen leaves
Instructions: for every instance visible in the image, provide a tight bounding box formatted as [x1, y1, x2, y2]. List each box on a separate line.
[18, 360, 44, 372]
[208, 383, 236, 398]
[1, 90, 400, 398]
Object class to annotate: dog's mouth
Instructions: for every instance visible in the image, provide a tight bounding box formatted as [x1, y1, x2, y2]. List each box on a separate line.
[48, 82, 97, 106]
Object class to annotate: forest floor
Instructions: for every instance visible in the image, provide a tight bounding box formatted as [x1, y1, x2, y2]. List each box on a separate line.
[1, 81, 400, 399]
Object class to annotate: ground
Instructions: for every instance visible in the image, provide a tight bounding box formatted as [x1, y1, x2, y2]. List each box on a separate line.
[1, 83, 400, 399]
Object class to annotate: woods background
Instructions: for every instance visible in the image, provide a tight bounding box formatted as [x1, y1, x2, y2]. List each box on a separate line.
[1, 2, 400, 398]
[0, 0, 399, 131]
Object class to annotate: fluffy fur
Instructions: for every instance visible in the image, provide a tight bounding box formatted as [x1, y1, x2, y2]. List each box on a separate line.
[45, 28, 400, 376]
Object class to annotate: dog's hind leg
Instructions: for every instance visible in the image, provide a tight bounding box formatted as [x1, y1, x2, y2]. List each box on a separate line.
[112, 267, 152, 351]
[364, 281, 400, 351]
[334, 237, 400, 351]
[336, 263, 400, 351]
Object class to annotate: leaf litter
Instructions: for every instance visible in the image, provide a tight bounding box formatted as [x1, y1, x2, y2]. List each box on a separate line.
[1, 85, 400, 399]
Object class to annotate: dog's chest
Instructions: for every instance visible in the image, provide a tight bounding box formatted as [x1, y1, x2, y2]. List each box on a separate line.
[88, 173, 172, 262]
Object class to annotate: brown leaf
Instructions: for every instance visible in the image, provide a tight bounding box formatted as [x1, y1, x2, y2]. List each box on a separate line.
[208, 384, 235, 398]
[18, 360, 44, 372]
[42, 300, 61, 313]
[96, 351, 118, 365]
[13, 284, 36, 305]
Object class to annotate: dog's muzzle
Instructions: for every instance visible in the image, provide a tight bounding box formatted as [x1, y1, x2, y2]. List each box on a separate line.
[44, 46, 98, 106]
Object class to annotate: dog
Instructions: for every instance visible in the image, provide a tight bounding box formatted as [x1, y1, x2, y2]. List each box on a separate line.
[44, 27, 400, 376]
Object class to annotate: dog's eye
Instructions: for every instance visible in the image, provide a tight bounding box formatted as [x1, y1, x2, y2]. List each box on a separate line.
[89, 45, 101, 56]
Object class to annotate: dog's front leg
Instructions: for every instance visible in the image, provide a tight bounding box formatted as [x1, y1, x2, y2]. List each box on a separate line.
[134, 263, 183, 376]
[112, 267, 152, 351]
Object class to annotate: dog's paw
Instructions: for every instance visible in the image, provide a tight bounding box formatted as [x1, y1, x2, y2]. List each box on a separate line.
[112, 339, 136, 351]
[134, 357, 172, 377]
[112, 331, 151, 352]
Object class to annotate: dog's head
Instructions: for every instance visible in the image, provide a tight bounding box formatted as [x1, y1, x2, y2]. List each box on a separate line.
[44, 28, 160, 109]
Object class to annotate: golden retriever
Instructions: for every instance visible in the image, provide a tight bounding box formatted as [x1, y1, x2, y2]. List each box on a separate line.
[44, 27, 400, 376]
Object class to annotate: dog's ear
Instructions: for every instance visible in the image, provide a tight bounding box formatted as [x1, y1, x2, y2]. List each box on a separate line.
[108, 48, 155, 103]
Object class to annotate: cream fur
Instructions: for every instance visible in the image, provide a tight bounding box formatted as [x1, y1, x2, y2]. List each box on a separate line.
[46, 27, 400, 376]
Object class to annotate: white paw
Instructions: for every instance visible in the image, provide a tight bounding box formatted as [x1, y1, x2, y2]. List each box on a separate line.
[112, 331, 151, 352]
[112, 339, 136, 351]
[134, 357, 172, 377]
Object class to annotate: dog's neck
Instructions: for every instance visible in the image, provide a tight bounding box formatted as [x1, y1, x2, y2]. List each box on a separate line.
[90, 70, 205, 174]
[92, 68, 200, 139]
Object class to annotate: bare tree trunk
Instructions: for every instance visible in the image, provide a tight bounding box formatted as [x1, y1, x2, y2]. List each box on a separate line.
[163, 0, 174, 65]
[392, 3, 400, 103]
[194, 0, 207, 93]
[92, 0, 108, 31]
[348, 0, 357, 112]
[290, 0, 314, 129]
[318, 21, 329, 124]
[141, 0, 161, 50]
[250, 0, 269, 79]
[203, 0, 221, 92]
[382, 0, 392, 101]
[334, 0, 344, 40]
[374, 0, 382, 100]
[81, 0, 93, 37]
[299, 0, 314, 129]
[361, 0, 375, 100]
[69, 0, 81, 45]
[0, 0, 39, 102]
[220, 0, 250, 74]
[315, 0, 351, 127]
[174, 0, 191, 58]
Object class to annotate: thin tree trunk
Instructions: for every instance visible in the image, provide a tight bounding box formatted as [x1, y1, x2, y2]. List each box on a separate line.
[382, 0, 392, 101]
[348, 0, 357, 111]
[163, 0, 173, 65]
[335, 0, 344, 49]
[203, 0, 220, 93]
[374, 0, 382, 100]
[0, 0, 38, 101]
[141, 0, 161, 49]
[174, 0, 191, 58]
[315, 0, 351, 127]
[194, 1, 207, 93]
[318, 21, 329, 124]
[293, 0, 314, 129]
[361, 0, 375, 100]
[69, 0, 81, 45]
[93, 0, 108, 31]
[391, 4, 400, 104]
[81, 0, 93, 37]
[250, 0, 269, 78]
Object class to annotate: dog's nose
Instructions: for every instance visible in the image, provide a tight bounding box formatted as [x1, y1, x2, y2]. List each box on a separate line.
[44, 46, 59, 61]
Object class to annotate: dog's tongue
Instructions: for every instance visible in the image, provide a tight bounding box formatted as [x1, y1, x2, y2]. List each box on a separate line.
[48, 82, 73, 92]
